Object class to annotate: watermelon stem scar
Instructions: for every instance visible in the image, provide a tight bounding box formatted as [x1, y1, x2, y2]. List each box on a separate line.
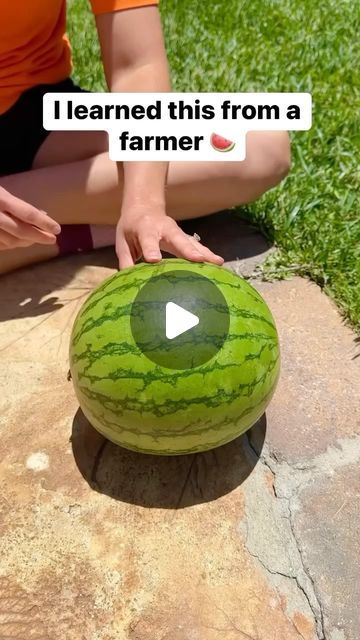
[210, 133, 235, 152]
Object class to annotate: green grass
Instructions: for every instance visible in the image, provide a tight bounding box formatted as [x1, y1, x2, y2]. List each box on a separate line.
[68, 0, 360, 331]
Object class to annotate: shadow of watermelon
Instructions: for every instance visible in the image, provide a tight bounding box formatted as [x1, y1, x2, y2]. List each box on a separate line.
[71, 408, 266, 508]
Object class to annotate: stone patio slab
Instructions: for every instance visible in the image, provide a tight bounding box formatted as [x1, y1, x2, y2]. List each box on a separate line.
[0, 220, 358, 640]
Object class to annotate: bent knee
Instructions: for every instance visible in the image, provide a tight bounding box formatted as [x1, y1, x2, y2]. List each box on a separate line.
[250, 130, 291, 184]
[266, 131, 291, 181]
[226, 131, 291, 188]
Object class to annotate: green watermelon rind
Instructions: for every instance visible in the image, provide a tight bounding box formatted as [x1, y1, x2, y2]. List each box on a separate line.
[69, 259, 280, 455]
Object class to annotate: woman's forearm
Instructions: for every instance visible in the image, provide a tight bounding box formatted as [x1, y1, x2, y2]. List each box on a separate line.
[121, 159, 168, 213]
[96, 7, 171, 213]
[111, 60, 171, 212]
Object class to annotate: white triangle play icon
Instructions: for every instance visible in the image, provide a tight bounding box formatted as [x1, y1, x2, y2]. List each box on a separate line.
[165, 302, 199, 340]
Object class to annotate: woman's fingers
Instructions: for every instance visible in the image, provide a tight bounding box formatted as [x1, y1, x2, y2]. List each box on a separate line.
[161, 225, 223, 265]
[161, 228, 206, 261]
[0, 211, 57, 245]
[137, 227, 162, 262]
[116, 235, 135, 270]
[187, 235, 224, 265]
[0, 229, 32, 249]
[0, 187, 61, 235]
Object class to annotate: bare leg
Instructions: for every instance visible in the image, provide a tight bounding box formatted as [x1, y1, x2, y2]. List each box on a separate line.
[0, 130, 290, 273]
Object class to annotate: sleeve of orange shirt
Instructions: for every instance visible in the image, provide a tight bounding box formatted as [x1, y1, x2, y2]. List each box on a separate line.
[90, 0, 159, 15]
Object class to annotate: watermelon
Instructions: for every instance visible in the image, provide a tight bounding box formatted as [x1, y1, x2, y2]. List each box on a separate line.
[210, 133, 235, 152]
[69, 259, 280, 455]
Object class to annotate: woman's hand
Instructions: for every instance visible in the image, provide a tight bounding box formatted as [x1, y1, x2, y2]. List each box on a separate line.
[0, 186, 61, 250]
[116, 206, 224, 270]
[97, 9, 223, 272]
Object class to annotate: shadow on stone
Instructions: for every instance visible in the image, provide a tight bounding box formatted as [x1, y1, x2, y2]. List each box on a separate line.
[0, 211, 270, 323]
[353, 336, 360, 360]
[179, 210, 270, 265]
[0, 247, 118, 324]
[71, 408, 266, 508]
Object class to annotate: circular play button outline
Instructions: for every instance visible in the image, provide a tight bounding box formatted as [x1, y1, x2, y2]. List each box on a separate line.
[130, 268, 230, 370]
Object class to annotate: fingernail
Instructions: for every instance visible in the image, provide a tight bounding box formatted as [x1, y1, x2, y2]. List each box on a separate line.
[49, 223, 61, 234]
[42, 211, 61, 234]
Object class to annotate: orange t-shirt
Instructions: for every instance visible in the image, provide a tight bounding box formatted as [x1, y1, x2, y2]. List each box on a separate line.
[0, 0, 158, 115]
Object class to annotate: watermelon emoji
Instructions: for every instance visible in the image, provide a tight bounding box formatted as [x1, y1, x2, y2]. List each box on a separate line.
[210, 133, 235, 152]
[69, 259, 280, 455]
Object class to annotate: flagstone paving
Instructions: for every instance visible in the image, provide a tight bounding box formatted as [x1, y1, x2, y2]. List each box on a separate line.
[0, 218, 358, 640]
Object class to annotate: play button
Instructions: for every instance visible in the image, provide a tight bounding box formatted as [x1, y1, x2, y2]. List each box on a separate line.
[165, 302, 199, 340]
[130, 264, 230, 370]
